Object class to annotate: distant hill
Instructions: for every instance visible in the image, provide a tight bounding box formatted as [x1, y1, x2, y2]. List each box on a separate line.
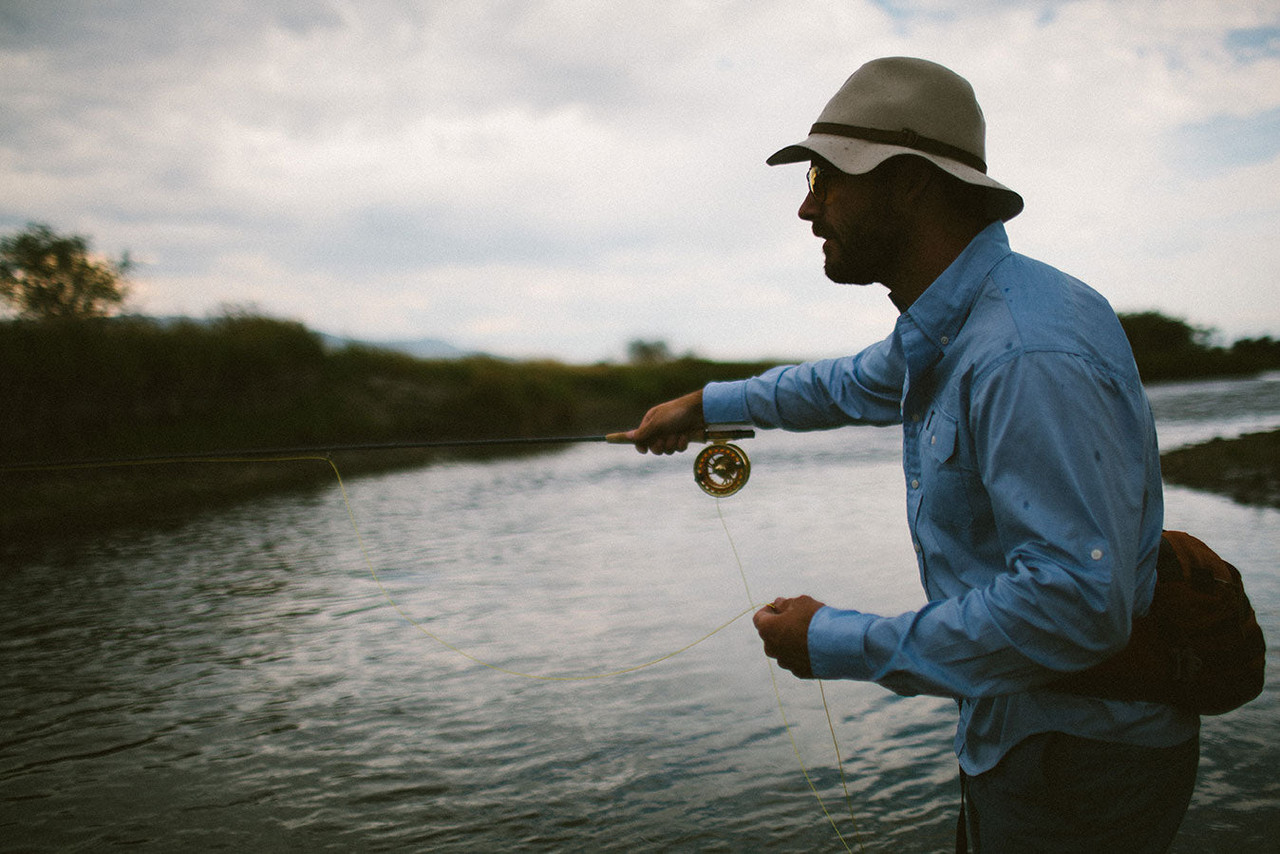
[318, 332, 471, 360]
[130, 316, 473, 361]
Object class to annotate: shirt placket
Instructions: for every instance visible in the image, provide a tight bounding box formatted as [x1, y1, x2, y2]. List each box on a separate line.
[896, 320, 933, 576]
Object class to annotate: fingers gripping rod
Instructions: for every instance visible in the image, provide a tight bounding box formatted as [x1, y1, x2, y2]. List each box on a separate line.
[605, 424, 754, 497]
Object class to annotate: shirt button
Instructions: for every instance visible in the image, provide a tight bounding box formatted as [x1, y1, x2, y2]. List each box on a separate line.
[940, 335, 950, 345]
[911, 413, 922, 422]
[911, 479, 920, 489]
[913, 542, 922, 554]
[1090, 548, 1104, 560]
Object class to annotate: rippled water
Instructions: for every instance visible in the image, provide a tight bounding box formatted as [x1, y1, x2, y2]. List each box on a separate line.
[3, 374, 1278, 851]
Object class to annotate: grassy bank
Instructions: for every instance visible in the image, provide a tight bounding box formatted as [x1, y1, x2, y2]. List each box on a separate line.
[1159, 429, 1280, 510]
[5, 313, 1278, 561]
[0, 315, 776, 559]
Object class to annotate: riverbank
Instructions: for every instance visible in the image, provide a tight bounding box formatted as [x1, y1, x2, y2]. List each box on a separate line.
[9, 426, 1277, 568]
[0, 315, 781, 561]
[1159, 428, 1280, 510]
[5, 315, 1278, 563]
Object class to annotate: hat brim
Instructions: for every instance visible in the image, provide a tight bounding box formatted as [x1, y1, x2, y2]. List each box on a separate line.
[768, 135, 1024, 222]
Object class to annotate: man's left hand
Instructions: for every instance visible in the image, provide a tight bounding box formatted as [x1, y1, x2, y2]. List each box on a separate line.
[752, 595, 825, 679]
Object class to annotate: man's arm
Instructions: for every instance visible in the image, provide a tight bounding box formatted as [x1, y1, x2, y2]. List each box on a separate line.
[799, 351, 1159, 698]
[624, 335, 906, 454]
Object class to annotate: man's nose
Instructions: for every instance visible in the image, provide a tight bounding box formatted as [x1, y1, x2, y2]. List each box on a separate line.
[798, 190, 820, 222]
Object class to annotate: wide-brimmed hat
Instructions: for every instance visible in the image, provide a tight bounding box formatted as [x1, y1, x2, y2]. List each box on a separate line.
[768, 57, 1023, 221]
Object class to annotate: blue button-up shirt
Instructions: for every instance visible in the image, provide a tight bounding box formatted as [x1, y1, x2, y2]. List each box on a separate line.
[703, 222, 1197, 774]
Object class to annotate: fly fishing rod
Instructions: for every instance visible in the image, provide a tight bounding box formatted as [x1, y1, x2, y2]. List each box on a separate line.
[1, 425, 757, 496]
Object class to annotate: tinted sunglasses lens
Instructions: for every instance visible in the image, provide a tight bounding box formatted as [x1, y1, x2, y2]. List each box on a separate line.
[807, 165, 822, 199]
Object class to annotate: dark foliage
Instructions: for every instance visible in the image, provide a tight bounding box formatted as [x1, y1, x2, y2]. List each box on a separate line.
[0, 315, 774, 555]
[0, 223, 131, 320]
[1118, 312, 1280, 382]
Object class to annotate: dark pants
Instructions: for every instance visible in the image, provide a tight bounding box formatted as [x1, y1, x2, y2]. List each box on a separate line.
[958, 731, 1199, 854]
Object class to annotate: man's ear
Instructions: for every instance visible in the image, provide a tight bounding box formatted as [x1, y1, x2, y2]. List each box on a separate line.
[885, 155, 937, 211]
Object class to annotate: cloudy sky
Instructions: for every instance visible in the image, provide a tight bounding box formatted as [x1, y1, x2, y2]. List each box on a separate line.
[2, 0, 1277, 362]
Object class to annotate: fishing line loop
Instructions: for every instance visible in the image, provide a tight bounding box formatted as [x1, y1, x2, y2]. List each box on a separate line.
[715, 500, 864, 854]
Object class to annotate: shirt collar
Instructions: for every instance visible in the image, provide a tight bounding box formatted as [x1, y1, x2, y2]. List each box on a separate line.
[893, 221, 1012, 374]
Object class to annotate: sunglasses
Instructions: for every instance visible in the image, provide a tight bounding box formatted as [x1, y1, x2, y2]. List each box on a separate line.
[806, 163, 829, 202]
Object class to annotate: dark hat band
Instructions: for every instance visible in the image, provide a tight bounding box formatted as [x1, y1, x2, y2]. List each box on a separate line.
[809, 122, 987, 174]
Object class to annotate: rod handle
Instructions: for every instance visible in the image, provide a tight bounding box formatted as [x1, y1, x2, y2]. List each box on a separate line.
[604, 425, 755, 445]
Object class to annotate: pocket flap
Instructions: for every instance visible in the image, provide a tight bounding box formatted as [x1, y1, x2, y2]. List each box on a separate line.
[926, 412, 958, 462]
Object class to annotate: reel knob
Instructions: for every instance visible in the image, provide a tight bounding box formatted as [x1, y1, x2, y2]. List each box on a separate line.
[693, 443, 751, 497]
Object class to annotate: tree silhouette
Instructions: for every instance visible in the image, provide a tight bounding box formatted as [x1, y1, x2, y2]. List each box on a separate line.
[0, 223, 132, 320]
[627, 338, 672, 364]
[1118, 311, 1208, 354]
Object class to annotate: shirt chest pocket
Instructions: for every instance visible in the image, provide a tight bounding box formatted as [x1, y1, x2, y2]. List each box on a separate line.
[921, 411, 989, 530]
[925, 411, 959, 463]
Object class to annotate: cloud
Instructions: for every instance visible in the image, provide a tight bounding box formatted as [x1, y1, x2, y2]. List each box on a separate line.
[1, 0, 1277, 361]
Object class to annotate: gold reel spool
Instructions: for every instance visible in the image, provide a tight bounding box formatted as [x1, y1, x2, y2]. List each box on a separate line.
[693, 443, 751, 497]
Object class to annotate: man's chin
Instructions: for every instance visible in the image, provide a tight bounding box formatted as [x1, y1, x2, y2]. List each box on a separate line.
[823, 260, 873, 286]
[822, 244, 862, 284]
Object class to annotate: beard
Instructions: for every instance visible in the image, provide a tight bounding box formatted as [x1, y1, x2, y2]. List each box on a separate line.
[819, 222, 903, 286]
[822, 239, 874, 285]
[813, 191, 908, 287]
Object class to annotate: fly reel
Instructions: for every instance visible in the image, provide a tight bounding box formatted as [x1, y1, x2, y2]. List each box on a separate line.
[693, 442, 751, 497]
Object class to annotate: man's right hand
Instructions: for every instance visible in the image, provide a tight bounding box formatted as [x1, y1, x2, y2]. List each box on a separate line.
[621, 390, 706, 455]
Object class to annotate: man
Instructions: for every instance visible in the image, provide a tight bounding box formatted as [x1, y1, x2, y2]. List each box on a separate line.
[624, 58, 1199, 852]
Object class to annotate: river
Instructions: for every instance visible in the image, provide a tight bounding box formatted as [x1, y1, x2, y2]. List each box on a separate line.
[2, 373, 1278, 852]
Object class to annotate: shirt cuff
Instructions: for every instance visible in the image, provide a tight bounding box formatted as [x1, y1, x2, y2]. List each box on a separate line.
[808, 606, 879, 681]
[702, 380, 751, 424]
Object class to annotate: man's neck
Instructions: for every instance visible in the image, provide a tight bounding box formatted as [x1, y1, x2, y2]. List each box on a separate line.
[884, 217, 992, 310]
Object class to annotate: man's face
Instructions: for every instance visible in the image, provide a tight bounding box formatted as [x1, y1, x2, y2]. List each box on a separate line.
[799, 160, 907, 287]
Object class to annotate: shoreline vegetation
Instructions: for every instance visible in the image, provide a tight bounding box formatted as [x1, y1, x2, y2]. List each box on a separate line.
[0, 314, 782, 559]
[1160, 429, 1280, 510]
[3, 312, 1279, 561]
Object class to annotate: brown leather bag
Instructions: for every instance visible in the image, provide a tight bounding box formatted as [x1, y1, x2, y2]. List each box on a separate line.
[1051, 530, 1266, 715]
